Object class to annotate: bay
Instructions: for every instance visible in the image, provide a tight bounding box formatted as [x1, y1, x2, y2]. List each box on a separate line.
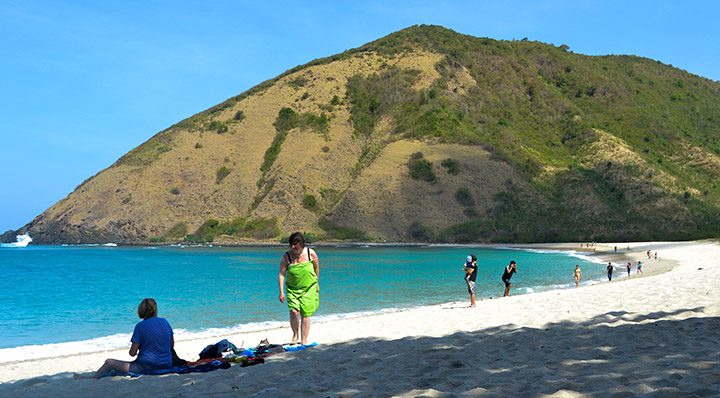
[0, 244, 605, 361]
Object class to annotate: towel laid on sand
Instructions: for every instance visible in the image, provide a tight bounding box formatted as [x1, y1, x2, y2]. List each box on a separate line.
[100, 360, 231, 378]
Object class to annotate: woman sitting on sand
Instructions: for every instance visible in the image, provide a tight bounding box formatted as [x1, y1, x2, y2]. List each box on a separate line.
[74, 298, 174, 379]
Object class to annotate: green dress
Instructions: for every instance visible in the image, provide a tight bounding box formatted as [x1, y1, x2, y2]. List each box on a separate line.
[285, 249, 319, 317]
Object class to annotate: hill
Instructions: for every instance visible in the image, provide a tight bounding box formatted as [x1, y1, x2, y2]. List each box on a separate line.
[4, 25, 720, 244]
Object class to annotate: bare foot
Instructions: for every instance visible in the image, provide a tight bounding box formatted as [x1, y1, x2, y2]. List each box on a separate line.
[73, 373, 92, 380]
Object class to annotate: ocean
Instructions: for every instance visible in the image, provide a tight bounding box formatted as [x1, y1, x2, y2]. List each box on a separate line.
[0, 242, 611, 363]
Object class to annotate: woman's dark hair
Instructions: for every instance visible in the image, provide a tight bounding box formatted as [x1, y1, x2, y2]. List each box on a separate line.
[137, 298, 158, 320]
[288, 232, 306, 248]
[471, 254, 477, 261]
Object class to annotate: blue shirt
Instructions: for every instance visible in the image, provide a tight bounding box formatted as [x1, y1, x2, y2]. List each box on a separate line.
[131, 317, 173, 367]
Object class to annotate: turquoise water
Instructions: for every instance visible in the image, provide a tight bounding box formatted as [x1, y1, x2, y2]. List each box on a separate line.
[0, 244, 606, 361]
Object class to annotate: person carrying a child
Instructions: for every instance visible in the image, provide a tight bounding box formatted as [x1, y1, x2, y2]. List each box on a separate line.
[462, 255, 478, 308]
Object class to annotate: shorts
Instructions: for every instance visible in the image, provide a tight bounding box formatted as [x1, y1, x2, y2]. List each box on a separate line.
[502, 277, 512, 287]
[466, 280, 475, 294]
[129, 361, 171, 374]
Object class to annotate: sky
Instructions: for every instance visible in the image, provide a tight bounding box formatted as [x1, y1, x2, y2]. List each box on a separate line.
[1, 0, 718, 234]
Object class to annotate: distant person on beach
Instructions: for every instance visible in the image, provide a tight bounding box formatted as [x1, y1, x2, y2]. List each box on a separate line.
[654, 252, 658, 260]
[647, 250, 651, 259]
[637, 260, 643, 274]
[502, 260, 518, 297]
[279, 232, 320, 345]
[74, 298, 173, 379]
[463, 254, 478, 307]
[607, 262, 614, 281]
[627, 262, 632, 276]
[574, 265, 583, 288]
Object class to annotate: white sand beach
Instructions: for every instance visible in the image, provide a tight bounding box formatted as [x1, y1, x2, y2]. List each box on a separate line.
[1, 241, 719, 397]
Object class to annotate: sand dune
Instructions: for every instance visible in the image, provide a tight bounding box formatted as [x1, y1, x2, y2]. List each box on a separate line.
[1, 241, 719, 397]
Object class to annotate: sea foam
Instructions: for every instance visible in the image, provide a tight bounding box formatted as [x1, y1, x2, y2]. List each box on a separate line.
[0, 233, 32, 248]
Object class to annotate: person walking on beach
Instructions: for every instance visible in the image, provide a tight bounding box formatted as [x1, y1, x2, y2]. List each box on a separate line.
[502, 260, 518, 297]
[74, 298, 174, 379]
[573, 265, 583, 288]
[607, 262, 614, 281]
[463, 254, 478, 307]
[626, 262, 632, 276]
[279, 232, 320, 345]
[637, 260, 643, 274]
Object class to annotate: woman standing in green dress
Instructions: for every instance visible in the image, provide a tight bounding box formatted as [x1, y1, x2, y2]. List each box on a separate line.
[278, 232, 320, 345]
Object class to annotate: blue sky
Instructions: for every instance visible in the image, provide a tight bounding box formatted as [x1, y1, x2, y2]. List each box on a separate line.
[1, 0, 718, 235]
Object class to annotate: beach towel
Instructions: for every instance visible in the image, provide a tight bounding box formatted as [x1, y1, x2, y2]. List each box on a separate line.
[100, 360, 231, 378]
[285, 253, 319, 317]
[282, 342, 318, 351]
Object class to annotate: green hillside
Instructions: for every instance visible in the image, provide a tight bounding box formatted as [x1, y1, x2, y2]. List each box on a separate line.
[5, 25, 720, 244]
[334, 25, 720, 242]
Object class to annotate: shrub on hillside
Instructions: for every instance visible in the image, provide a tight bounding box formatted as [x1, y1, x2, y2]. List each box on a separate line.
[185, 219, 221, 243]
[288, 76, 308, 88]
[274, 107, 298, 132]
[320, 188, 341, 206]
[166, 222, 188, 239]
[408, 152, 436, 182]
[302, 194, 319, 211]
[242, 218, 280, 239]
[209, 121, 229, 134]
[441, 158, 459, 174]
[464, 207, 480, 218]
[222, 218, 246, 235]
[455, 187, 475, 206]
[299, 112, 329, 133]
[216, 166, 231, 183]
[345, 66, 420, 137]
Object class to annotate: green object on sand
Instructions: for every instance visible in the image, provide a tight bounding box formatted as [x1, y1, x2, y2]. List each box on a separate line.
[285, 260, 319, 317]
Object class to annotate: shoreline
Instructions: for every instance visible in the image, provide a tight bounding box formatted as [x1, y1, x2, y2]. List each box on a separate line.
[2, 240, 718, 397]
[0, 243, 676, 368]
[0, 243, 674, 364]
[0, 242, 661, 361]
